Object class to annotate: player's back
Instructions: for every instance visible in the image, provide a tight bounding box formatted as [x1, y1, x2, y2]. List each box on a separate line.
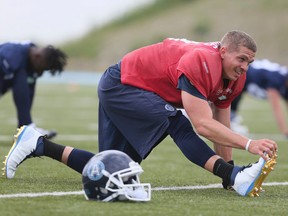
[0, 42, 31, 77]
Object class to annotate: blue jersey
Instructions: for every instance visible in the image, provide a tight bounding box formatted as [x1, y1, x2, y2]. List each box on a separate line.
[246, 59, 288, 99]
[0, 42, 35, 81]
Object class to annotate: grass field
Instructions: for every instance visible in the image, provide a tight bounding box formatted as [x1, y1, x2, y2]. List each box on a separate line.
[0, 82, 288, 216]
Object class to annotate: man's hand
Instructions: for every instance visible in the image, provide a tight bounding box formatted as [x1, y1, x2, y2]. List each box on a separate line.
[246, 139, 278, 160]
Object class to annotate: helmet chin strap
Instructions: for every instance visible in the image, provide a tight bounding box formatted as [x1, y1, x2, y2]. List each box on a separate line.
[101, 185, 150, 202]
[125, 186, 149, 200]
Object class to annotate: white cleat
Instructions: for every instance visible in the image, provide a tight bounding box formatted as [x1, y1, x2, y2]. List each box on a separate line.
[3, 126, 42, 179]
[34, 127, 57, 139]
[28, 123, 57, 139]
[233, 154, 277, 197]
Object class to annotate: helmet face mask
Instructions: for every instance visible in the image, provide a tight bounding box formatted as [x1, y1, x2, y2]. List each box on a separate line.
[82, 150, 151, 202]
[103, 161, 151, 201]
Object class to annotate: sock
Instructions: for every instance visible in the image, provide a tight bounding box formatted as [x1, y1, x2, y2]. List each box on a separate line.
[221, 160, 234, 189]
[35, 137, 95, 174]
[213, 158, 234, 183]
[66, 149, 95, 174]
[36, 137, 65, 161]
[227, 160, 234, 166]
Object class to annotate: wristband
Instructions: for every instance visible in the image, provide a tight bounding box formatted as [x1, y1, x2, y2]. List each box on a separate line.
[245, 139, 252, 151]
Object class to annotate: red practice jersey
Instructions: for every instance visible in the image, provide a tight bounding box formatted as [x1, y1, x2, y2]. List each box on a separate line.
[121, 38, 246, 108]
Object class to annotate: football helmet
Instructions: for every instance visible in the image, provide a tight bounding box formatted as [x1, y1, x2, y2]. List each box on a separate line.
[82, 150, 151, 202]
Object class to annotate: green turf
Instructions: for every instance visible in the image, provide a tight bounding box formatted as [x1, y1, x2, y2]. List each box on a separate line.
[1, 83, 288, 216]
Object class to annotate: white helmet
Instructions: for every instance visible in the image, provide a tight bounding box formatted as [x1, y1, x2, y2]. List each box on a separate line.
[82, 150, 151, 202]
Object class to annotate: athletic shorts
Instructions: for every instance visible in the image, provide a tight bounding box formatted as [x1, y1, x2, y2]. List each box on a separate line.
[97, 62, 178, 161]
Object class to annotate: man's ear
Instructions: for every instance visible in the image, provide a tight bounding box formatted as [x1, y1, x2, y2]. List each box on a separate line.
[219, 46, 227, 59]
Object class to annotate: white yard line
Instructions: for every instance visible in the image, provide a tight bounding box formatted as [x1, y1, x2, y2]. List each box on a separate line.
[0, 182, 288, 199]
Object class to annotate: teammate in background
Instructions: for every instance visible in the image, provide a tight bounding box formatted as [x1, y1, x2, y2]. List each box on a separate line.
[231, 59, 288, 137]
[3, 31, 277, 198]
[0, 42, 67, 139]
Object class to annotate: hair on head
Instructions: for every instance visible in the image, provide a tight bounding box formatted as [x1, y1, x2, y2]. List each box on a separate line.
[220, 30, 257, 53]
[44, 45, 67, 75]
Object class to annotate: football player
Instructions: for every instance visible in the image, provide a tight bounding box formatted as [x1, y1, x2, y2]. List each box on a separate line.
[0, 41, 67, 138]
[231, 59, 288, 137]
[3, 31, 278, 197]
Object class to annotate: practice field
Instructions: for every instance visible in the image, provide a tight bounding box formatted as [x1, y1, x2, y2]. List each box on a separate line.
[0, 82, 288, 216]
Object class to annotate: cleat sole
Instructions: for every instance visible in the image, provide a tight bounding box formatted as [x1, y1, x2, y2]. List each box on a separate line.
[2, 126, 26, 178]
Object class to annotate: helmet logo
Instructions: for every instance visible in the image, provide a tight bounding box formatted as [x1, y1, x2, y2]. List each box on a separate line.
[87, 161, 105, 181]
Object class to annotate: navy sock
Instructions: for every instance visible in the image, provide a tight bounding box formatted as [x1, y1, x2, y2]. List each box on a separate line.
[167, 113, 216, 168]
[35, 137, 94, 174]
[67, 149, 95, 174]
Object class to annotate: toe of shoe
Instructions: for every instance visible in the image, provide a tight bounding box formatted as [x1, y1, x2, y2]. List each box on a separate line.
[5, 166, 15, 179]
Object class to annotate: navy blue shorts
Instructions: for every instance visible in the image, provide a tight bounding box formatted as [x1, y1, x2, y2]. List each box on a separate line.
[97, 63, 178, 162]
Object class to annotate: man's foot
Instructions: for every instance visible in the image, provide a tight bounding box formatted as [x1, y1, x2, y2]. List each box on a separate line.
[2, 126, 43, 179]
[28, 123, 57, 139]
[35, 127, 57, 139]
[232, 154, 277, 197]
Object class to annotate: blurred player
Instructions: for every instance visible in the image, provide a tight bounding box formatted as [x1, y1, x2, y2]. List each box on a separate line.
[231, 59, 288, 137]
[0, 41, 67, 138]
[3, 31, 278, 197]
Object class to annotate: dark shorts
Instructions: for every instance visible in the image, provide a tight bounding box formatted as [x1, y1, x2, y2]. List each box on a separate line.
[97, 63, 178, 162]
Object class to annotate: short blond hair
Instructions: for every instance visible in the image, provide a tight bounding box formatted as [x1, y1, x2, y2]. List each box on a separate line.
[220, 30, 257, 52]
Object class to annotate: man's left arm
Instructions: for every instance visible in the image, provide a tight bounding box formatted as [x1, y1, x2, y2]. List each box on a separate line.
[267, 88, 288, 136]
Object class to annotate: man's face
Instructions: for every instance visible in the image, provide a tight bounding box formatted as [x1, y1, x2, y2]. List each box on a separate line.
[220, 45, 255, 81]
[31, 48, 48, 76]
